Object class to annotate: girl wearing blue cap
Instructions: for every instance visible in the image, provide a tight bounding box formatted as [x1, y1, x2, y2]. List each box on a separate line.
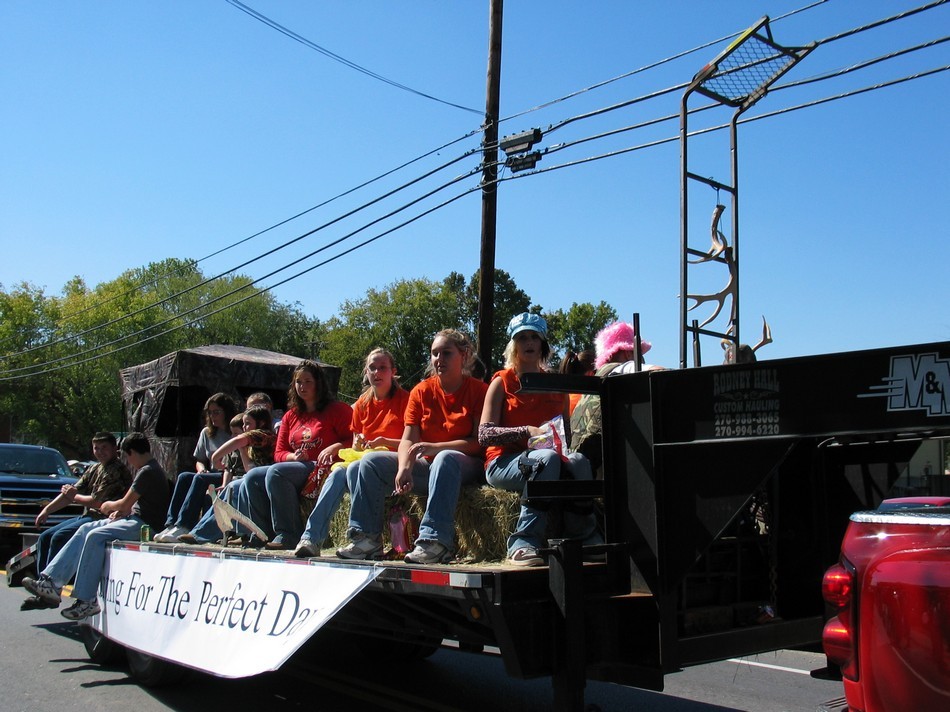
[479, 313, 598, 566]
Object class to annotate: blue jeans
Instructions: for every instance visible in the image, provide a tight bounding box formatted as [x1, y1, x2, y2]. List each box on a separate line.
[165, 471, 221, 529]
[35, 515, 94, 572]
[43, 516, 144, 602]
[238, 462, 313, 543]
[486, 449, 596, 554]
[300, 462, 358, 546]
[172, 472, 222, 529]
[348, 450, 483, 550]
[189, 479, 243, 543]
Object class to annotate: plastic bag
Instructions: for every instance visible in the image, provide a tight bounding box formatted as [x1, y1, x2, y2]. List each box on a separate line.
[329, 445, 388, 472]
[387, 501, 418, 556]
[527, 414, 568, 456]
[301, 464, 329, 500]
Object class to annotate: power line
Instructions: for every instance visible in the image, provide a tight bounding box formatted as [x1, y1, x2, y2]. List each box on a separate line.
[539, 32, 948, 159]
[5, 2, 946, 377]
[775, 36, 949, 90]
[2, 140, 483, 364]
[493, 64, 948, 184]
[514, 1, 948, 146]
[12, 56, 944, 382]
[13, 1, 939, 360]
[815, 0, 948, 46]
[4, 125, 486, 356]
[499, 0, 830, 124]
[0, 183, 482, 381]
[0, 164, 485, 379]
[225, 0, 482, 115]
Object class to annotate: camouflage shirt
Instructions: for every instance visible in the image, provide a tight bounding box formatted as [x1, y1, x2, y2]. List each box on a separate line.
[222, 430, 276, 480]
[245, 429, 276, 468]
[74, 457, 133, 519]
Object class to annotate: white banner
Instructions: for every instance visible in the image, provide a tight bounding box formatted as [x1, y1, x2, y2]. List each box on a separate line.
[90, 546, 381, 678]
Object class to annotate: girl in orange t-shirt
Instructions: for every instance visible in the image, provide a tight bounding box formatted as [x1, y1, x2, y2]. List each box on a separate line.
[478, 313, 597, 567]
[294, 349, 409, 557]
[338, 329, 488, 564]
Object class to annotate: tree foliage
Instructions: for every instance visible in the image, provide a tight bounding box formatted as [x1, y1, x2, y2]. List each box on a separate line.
[316, 277, 464, 399]
[1, 262, 617, 457]
[543, 301, 618, 359]
[445, 268, 534, 372]
[0, 260, 317, 457]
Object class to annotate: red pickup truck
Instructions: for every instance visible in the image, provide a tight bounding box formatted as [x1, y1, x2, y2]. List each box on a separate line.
[822, 496, 950, 712]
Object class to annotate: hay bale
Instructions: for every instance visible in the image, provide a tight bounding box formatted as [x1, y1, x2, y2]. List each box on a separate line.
[323, 486, 521, 563]
[455, 487, 520, 562]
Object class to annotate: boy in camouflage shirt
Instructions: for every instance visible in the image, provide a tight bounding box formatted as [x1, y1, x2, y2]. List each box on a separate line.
[24, 432, 132, 610]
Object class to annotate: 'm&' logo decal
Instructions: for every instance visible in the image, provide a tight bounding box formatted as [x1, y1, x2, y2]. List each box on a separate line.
[860, 352, 950, 416]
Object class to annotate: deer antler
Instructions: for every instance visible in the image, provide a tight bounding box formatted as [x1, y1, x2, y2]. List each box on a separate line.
[752, 316, 773, 352]
[689, 204, 728, 263]
[686, 245, 737, 327]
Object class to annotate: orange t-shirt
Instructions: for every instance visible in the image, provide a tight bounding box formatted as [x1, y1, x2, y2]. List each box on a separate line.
[405, 375, 488, 450]
[351, 387, 411, 446]
[485, 368, 566, 466]
[568, 392, 583, 415]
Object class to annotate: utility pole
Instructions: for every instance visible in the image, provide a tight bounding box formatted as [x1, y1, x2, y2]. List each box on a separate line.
[477, 0, 503, 378]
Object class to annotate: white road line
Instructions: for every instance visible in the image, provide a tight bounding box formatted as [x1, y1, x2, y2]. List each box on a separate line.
[727, 658, 812, 675]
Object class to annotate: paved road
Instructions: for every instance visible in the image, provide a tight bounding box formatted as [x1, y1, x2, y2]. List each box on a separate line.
[0, 577, 845, 711]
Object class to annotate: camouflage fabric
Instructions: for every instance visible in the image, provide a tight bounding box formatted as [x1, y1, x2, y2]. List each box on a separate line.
[74, 457, 134, 519]
[119, 345, 341, 477]
[569, 362, 622, 478]
[569, 362, 619, 452]
[245, 429, 276, 468]
[223, 450, 246, 480]
[222, 430, 276, 479]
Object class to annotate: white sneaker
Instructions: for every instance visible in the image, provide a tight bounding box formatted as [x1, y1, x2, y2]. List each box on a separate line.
[153, 526, 174, 541]
[404, 540, 453, 565]
[336, 534, 383, 560]
[294, 539, 317, 558]
[23, 574, 62, 605]
[155, 524, 189, 543]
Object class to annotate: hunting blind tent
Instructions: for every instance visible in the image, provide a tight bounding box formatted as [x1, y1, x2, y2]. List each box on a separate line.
[119, 345, 340, 477]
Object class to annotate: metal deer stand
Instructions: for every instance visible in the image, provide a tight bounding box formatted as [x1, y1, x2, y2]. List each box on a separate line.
[679, 16, 813, 368]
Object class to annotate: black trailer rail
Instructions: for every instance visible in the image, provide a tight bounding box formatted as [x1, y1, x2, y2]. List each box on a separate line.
[522, 339, 950, 706]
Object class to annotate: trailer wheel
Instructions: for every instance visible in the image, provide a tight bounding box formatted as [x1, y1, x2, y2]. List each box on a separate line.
[80, 625, 126, 666]
[126, 649, 188, 687]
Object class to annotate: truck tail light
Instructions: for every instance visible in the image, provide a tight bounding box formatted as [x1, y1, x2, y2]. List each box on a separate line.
[822, 564, 852, 608]
[822, 561, 858, 680]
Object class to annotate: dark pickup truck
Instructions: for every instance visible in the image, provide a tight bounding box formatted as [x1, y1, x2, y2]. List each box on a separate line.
[0, 443, 81, 541]
[1, 443, 83, 581]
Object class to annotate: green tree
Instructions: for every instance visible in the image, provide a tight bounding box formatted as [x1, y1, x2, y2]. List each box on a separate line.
[0, 282, 64, 445]
[317, 277, 464, 399]
[0, 260, 318, 455]
[544, 301, 618, 361]
[445, 268, 534, 372]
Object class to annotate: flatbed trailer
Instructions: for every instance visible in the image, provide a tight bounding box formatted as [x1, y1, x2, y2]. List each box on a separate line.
[83, 340, 950, 710]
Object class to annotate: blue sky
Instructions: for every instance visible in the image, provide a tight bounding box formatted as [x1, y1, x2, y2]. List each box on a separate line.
[2, 1, 948, 370]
